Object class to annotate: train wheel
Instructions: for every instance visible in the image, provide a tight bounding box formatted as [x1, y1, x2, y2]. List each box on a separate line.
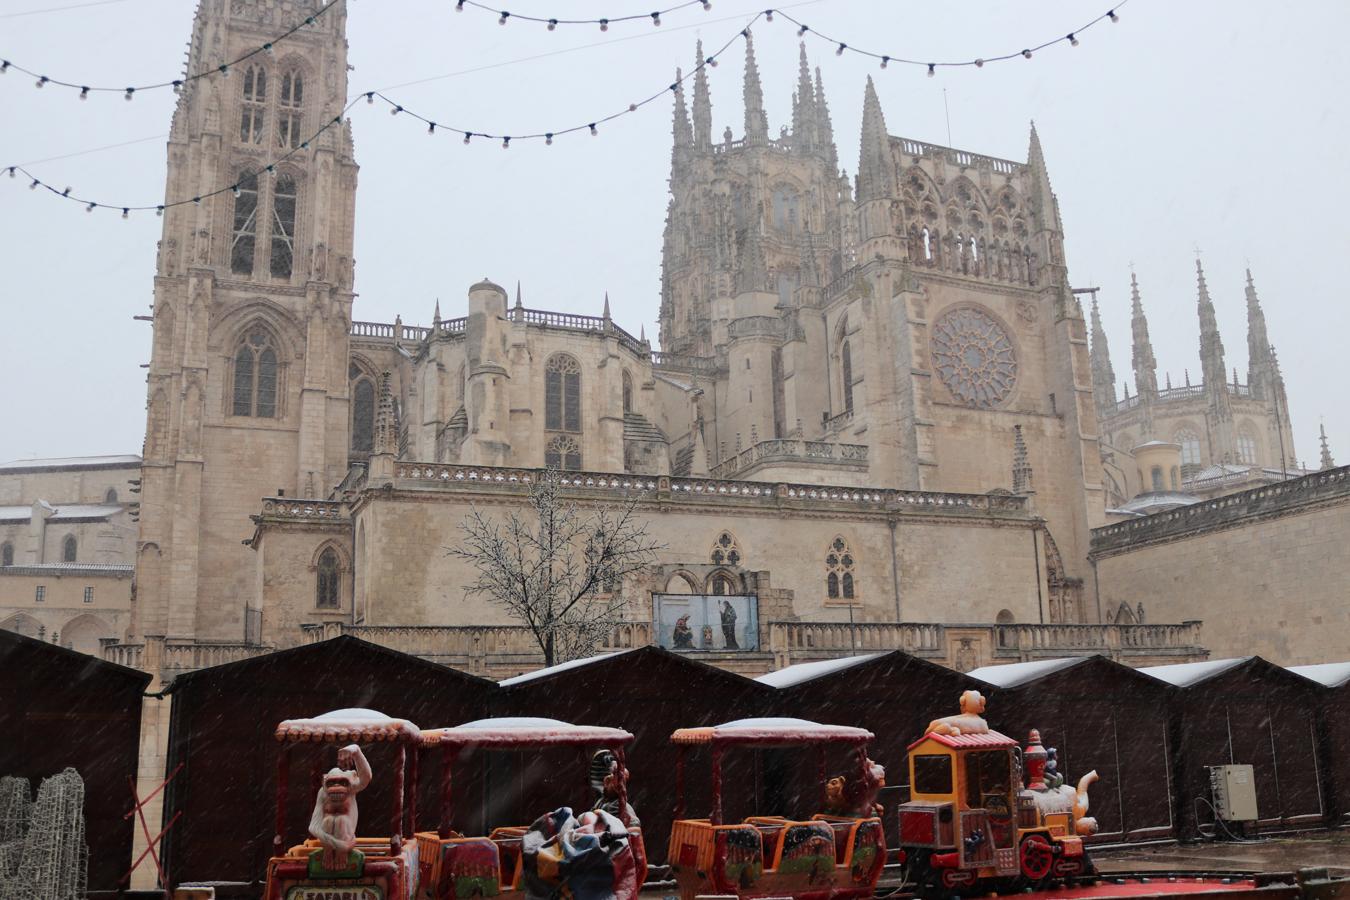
[1018, 834, 1054, 883]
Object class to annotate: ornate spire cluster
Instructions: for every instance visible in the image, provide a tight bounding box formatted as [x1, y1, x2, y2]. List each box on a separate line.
[1244, 268, 1274, 398]
[1195, 259, 1227, 391]
[856, 76, 893, 203]
[1320, 423, 1336, 470]
[692, 40, 712, 150]
[1129, 273, 1158, 400]
[1088, 293, 1117, 414]
[1012, 425, 1034, 494]
[742, 30, 768, 144]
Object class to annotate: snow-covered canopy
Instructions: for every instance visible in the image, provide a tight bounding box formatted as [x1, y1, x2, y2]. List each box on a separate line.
[671, 717, 873, 746]
[274, 708, 421, 743]
[966, 656, 1087, 688]
[1287, 662, 1350, 688]
[755, 652, 888, 688]
[422, 717, 633, 748]
[498, 650, 633, 687]
[1137, 657, 1251, 687]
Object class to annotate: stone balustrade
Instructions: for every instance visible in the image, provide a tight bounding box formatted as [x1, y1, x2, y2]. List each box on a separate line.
[258, 498, 347, 521]
[771, 622, 944, 656]
[709, 438, 869, 479]
[650, 352, 720, 375]
[896, 137, 1021, 175]
[100, 637, 272, 682]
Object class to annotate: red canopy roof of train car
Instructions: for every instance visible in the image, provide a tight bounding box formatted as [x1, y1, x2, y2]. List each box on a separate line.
[671, 717, 873, 746]
[274, 708, 422, 743]
[422, 717, 634, 749]
[908, 730, 1017, 751]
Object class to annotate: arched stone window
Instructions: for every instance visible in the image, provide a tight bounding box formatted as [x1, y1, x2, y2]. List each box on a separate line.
[710, 531, 741, 567]
[1170, 466, 1180, 490]
[995, 609, 1015, 625]
[104, 487, 118, 504]
[1150, 466, 1165, 492]
[232, 326, 279, 418]
[545, 354, 582, 433]
[545, 435, 581, 471]
[350, 364, 376, 454]
[622, 370, 634, 414]
[1175, 428, 1202, 477]
[277, 69, 304, 149]
[62, 534, 77, 563]
[771, 187, 800, 235]
[270, 175, 297, 279]
[239, 65, 267, 145]
[1236, 431, 1259, 466]
[315, 546, 340, 609]
[1, 542, 12, 566]
[825, 535, 856, 601]
[841, 339, 854, 415]
[709, 572, 738, 596]
[230, 173, 259, 275]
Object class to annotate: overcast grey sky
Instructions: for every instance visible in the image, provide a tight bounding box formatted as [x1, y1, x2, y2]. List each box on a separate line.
[2, 0, 1346, 466]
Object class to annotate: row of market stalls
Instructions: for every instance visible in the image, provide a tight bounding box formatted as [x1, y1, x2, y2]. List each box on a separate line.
[2, 629, 1347, 892]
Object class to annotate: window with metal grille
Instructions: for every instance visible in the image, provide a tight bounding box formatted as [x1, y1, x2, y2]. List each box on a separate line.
[230, 174, 259, 275]
[84, 587, 94, 604]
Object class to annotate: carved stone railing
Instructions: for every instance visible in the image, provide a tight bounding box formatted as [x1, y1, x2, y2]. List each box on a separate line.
[431, 317, 467, 337]
[100, 639, 143, 670]
[351, 321, 431, 343]
[651, 352, 720, 375]
[708, 439, 869, 479]
[1111, 381, 1253, 415]
[258, 498, 348, 521]
[515, 307, 645, 354]
[822, 263, 866, 305]
[896, 137, 1022, 175]
[100, 637, 273, 680]
[350, 321, 394, 338]
[771, 622, 944, 657]
[1156, 384, 1205, 402]
[727, 316, 786, 340]
[824, 408, 854, 432]
[992, 622, 1204, 655]
[1092, 465, 1350, 556]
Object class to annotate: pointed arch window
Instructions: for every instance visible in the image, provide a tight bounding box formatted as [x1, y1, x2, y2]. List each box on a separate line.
[277, 70, 304, 149]
[841, 339, 854, 415]
[230, 173, 259, 275]
[233, 327, 278, 417]
[622, 370, 634, 414]
[350, 365, 376, 454]
[62, 535, 78, 563]
[709, 573, 737, 596]
[240, 65, 267, 144]
[1236, 431, 1259, 466]
[270, 175, 297, 279]
[316, 546, 340, 609]
[709, 531, 741, 567]
[1, 542, 12, 566]
[545, 354, 582, 433]
[1175, 429, 1201, 475]
[825, 535, 856, 601]
[545, 435, 582, 471]
[104, 488, 118, 504]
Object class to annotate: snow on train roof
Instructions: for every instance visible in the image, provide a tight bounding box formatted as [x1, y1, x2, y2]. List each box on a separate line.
[755, 652, 888, 688]
[671, 717, 873, 746]
[422, 717, 633, 747]
[275, 708, 422, 742]
[1288, 661, 1350, 688]
[1137, 657, 1252, 687]
[966, 656, 1087, 687]
[498, 650, 633, 687]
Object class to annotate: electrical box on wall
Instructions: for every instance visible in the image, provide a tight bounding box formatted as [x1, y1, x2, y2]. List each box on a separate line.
[1209, 764, 1258, 822]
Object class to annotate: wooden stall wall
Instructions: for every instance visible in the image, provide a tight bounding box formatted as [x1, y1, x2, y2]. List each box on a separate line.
[0, 630, 150, 891]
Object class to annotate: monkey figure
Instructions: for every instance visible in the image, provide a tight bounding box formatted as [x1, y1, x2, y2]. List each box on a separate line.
[309, 743, 371, 870]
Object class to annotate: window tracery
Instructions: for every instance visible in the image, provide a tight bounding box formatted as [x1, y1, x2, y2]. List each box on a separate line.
[270, 174, 297, 278]
[277, 69, 304, 149]
[709, 531, 741, 567]
[62, 534, 77, 563]
[1236, 431, 1259, 465]
[350, 363, 375, 454]
[232, 326, 278, 418]
[825, 535, 856, 601]
[1175, 429, 1201, 475]
[545, 434, 582, 471]
[841, 339, 854, 414]
[230, 173, 259, 275]
[239, 65, 267, 145]
[930, 307, 1018, 408]
[545, 353, 582, 433]
[316, 546, 340, 609]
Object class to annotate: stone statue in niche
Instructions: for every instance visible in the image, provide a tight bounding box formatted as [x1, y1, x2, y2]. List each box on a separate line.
[311, 241, 328, 282]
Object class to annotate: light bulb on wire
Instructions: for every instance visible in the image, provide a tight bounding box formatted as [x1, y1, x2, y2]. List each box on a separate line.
[1069, 33, 1079, 46]
[927, 64, 935, 77]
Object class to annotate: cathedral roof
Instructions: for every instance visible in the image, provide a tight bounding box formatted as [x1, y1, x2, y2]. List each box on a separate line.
[0, 454, 140, 473]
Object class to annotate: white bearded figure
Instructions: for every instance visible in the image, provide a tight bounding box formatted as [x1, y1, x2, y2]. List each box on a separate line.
[309, 744, 371, 870]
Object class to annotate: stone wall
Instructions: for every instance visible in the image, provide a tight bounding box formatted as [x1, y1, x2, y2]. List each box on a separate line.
[1092, 466, 1350, 665]
[0, 564, 133, 653]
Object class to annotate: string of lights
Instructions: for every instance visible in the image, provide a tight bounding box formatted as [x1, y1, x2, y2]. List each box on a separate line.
[6, 96, 361, 218]
[455, 0, 712, 30]
[0, 0, 338, 99]
[770, 2, 1126, 73]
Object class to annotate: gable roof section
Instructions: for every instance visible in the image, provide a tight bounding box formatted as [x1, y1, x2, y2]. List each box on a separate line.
[0, 627, 150, 689]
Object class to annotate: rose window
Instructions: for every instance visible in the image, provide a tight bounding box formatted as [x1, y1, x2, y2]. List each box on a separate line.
[931, 307, 1017, 408]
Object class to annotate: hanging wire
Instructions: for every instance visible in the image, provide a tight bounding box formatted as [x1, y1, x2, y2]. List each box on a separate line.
[455, 0, 712, 30]
[0, 0, 339, 97]
[771, 2, 1127, 71]
[7, 96, 361, 216]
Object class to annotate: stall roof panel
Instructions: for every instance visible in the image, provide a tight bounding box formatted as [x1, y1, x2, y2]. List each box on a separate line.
[1287, 661, 1350, 688]
[423, 717, 633, 748]
[275, 708, 422, 743]
[1138, 657, 1252, 687]
[966, 656, 1088, 688]
[671, 717, 873, 746]
[755, 652, 889, 688]
[909, 730, 1018, 751]
[498, 650, 631, 686]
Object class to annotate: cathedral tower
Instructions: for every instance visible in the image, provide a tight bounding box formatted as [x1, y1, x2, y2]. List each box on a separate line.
[134, 0, 357, 644]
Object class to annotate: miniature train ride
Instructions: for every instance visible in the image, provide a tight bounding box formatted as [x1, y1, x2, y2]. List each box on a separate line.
[257, 695, 1331, 900]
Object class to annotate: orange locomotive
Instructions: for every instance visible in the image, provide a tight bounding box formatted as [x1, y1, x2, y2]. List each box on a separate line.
[897, 691, 1099, 895]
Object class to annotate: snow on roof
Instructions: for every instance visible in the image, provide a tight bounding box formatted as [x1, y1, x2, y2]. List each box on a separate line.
[0, 454, 141, 471]
[1117, 491, 1199, 513]
[1138, 657, 1252, 687]
[498, 650, 633, 687]
[0, 563, 133, 576]
[913, 730, 1017, 751]
[422, 717, 633, 748]
[0, 503, 124, 522]
[755, 652, 889, 688]
[275, 708, 421, 742]
[671, 717, 873, 746]
[966, 657, 1088, 688]
[1287, 662, 1350, 688]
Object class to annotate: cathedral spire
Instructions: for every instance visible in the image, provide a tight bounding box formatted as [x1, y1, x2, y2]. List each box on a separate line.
[814, 66, 838, 173]
[671, 67, 693, 161]
[692, 41, 712, 150]
[742, 30, 768, 143]
[1129, 273, 1158, 400]
[1320, 422, 1336, 470]
[791, 43, 816, 151]
[856, 76, 894, 202]
[1245, 267, 1273, 397]
[433, 298, 442, 326]
[1196, 258, 1227, 388]
[1026, 121, 1064, 237]
[1089, 292, 1117, 413]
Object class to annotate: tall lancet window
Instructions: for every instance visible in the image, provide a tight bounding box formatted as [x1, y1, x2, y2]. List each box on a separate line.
[350, 365, 375, 454]
[841, 339, 854, 415]
[230, 174, 259, 275]
[240, 66, 267, 145]
[545, 354, 582, 433]
[270, 175, 297, 279]
[233, 327, 278, 418]
[315, 547, 340, 609]
[277, 70, 304, 149]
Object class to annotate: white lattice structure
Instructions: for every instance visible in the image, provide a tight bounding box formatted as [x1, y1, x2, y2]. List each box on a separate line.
[0, 769, 86, 900]
[0, 777, 32, 883]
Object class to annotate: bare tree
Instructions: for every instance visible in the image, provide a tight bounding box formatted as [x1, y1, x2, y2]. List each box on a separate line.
[449, 468, 663, 667]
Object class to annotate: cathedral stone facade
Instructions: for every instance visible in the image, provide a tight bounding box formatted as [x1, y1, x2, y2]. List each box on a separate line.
[104, 0, 1340, 686]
